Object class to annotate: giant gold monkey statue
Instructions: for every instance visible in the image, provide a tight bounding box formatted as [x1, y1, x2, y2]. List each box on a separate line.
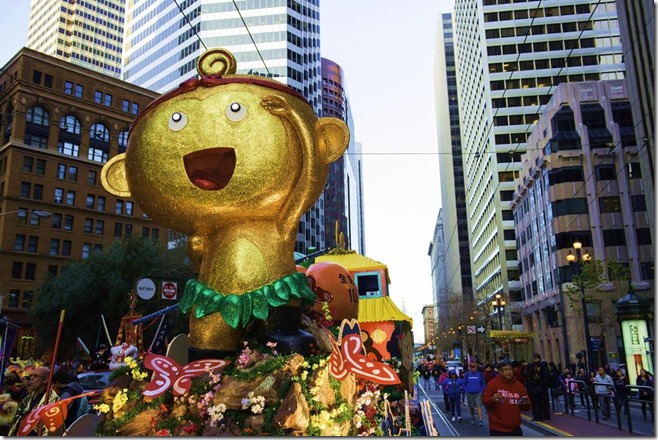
[101, 48, 350, 359]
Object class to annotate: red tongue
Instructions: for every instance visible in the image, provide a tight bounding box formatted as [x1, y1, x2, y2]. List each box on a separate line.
[183, 147, 236, 191]
[188, 173, 224, 191]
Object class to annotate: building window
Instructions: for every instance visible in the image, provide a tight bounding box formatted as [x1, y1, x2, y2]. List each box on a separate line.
[67, 166, 78, 181]
[25, 263, 36, 280]
[22, 291, 33, 308]
[116, 200, 124, 215]
[31, 69, 40, 83]
[66, 190, 76, 206]
[631, 195, 647, 212]
[88, 147, 109, 163]
[94, 90, 103, 104]
[11, 262, 22, 279]
[62, 240, 72, 256]
[35, 159, 46, 175]
[131, 103, 139, 115]
[122, 99, 130, 112]
[97, 196, 106, 212]
[54, 188, 64, 204]
[602, 229, 626, 246]
[114, 222, 122, 237]
[125, 201, 133, 216]
[63, 215, 74, 231]
[104, 94, 112, 107]
[48, 265, 58, 276]
[88, 170, 98, 186]
[95, 219, 105, 235]
[142, 227, 149, 237]
[64, 81, 73, 95]
[598, 197, 621, 213]
[84, 218, 93, 234]
[33, 184, 43, 200]
[125, 224, 133, 236]
[86, 194, 95, 209]
[75, 84, 83, 98]
[44, 74, 53, 87]
[27, 235, 39, 254]
[14, 234, 25, 251]
[354, 272, 381, 298]
[152, 229, 159, 241]
[51, 213, 62, 229]
[641, 262, 654, 280]
[118, 130, 129, 153]
[82, 243, 91, 259]
[20, 182, 31, 198]
[627, 163, 642, 179]
[23, 156, 33, 172]
[636, 228, 652, 246]
[50, 239, 60, 255]
[594, 164, 616, 181]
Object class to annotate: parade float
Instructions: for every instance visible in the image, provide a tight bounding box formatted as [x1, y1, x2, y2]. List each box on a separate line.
[6, 47, 427, 436]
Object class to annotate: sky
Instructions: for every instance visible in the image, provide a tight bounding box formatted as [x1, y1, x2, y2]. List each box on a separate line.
[0, 0, 457, 343]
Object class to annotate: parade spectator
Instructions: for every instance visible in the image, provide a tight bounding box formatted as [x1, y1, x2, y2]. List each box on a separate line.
[483, 363, 496, 383]
[588, 370, 598, 408]
[443, 370, 464, 422]
[458, 369, 466, 404]
[612, 369, 628, 415]
[575, 367, 588, 407]
[513, 360, 527, 389]
[636, 368, 654, 421]
[463, 362, 486, 427]
[8, 367, 60, 436]
[483, 360, 531, 436]
[421, 367, 432, 389]
[593, 366, 614, 420]
[548, 362, 563, 412]
[563, 370, 576, 411]
[438, 369, 451, 413]
[431, 363, 442, 390]
[525, 353, 550, 421]
[52, 370, 86, 429]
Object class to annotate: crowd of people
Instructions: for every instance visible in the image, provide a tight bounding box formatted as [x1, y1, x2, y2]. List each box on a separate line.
[417, 353, 655, 436]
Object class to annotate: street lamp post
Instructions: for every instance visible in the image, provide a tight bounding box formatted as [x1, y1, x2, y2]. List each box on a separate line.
[491, 293, 506, 330]
[566, 240, 593, 374]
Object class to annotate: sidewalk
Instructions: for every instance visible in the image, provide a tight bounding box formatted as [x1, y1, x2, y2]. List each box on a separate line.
[522, 412, 645, 437]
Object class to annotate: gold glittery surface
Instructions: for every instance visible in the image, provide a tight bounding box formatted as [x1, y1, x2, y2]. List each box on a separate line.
[101, 49, 350, 352]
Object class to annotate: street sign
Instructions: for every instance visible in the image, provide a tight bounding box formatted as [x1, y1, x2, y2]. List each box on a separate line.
[477, 326, 486, 334]
[467, 325, 476, 334]
[161, 281, 178, 300]
[136, 278, 156, 300]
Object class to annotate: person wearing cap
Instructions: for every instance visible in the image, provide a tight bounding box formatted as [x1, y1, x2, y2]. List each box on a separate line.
[463, 362, 486, 427]
[483, 360, 531, 436]
[442, 370, 464, 422]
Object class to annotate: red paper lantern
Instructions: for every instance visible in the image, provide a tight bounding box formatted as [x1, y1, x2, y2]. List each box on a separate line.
[306, 262, 358, 322]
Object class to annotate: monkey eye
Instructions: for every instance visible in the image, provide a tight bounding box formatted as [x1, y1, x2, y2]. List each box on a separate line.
[169, 112, 188, 131]
[226, 102, 247, 122]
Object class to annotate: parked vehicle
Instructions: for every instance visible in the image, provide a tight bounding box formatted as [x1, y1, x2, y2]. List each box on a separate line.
[77, 371, 112, 406]
[446, 360, 464, 374]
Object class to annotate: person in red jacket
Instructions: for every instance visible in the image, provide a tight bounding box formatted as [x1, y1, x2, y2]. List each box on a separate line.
[483, 360, 532, 436]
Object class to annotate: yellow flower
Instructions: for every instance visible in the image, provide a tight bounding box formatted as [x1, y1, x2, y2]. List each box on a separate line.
[94, 403, 110, 413]
[113, 389, 129, 414]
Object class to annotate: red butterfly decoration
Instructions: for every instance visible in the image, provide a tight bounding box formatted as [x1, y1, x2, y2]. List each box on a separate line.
[17, 391, 97, 436]
[328, 319, 400, 385]
[142, 353, 230, 397]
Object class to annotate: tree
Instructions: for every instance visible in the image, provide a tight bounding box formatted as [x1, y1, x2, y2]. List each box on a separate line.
[564, 258, 630, 366]
[30, 235, 196, 359]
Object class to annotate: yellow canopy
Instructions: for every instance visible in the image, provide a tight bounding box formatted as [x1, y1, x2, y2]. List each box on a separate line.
[316, 250, 391, 284]
[358, 296, 412, 326]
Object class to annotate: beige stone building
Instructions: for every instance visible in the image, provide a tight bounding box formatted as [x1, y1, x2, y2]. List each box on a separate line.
[512, 80, 653, 369]
[0, 48, 163, 327]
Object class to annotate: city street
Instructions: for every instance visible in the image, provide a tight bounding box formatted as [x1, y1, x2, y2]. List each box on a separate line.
[417, 383, 655, 436]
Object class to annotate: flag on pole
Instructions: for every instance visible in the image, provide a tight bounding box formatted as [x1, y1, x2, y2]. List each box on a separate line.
[150, 315, 169, 355]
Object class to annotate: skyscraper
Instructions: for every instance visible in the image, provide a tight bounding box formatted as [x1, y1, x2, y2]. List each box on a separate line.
[26, 0, 125, 77]
[321, 57, 365, 254]
[121, 0, 326, 253]
[451, 0, 626, 319]
[434, 13, 472, 301]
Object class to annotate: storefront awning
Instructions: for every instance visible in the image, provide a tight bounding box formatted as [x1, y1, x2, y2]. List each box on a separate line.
[358, 296, 412, 326]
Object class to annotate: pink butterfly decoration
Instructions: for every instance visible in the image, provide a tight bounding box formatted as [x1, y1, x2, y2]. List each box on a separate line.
[142, 353, 230, 397]
[18, 391, 97, 436]
[328, 319, 400, 385]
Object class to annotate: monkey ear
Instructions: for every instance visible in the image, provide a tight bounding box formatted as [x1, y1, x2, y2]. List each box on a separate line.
[101, 154, 132, 197]
[317, 117, 350, 164]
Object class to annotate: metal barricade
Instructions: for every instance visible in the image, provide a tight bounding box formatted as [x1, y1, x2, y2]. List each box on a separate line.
[622, 384, 655, 434]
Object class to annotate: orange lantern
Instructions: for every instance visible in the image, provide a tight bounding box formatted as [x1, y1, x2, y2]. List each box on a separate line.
[306, 262, 359, 322]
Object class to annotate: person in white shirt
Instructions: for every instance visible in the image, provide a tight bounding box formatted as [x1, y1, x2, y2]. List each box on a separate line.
[593, 367, 614, 419]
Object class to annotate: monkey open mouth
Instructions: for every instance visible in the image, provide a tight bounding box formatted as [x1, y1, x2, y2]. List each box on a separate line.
[183, 147, 236, 191]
